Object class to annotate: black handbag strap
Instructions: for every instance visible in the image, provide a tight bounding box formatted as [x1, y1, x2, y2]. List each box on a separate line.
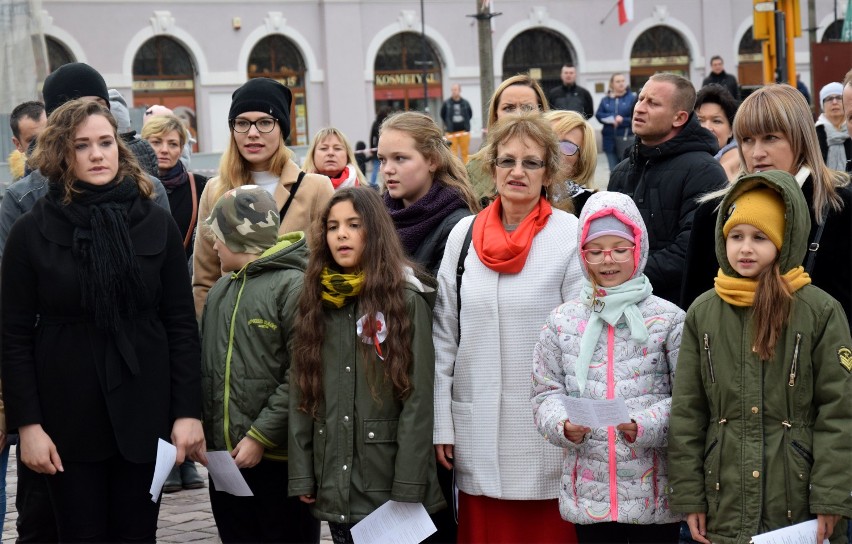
[279, 171, 306, 222]
[805, 211, 827, 274]
[455, 220, 475, 341]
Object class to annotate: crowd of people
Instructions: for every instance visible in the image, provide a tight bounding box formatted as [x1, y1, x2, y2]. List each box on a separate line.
[0, 57, 851, 544]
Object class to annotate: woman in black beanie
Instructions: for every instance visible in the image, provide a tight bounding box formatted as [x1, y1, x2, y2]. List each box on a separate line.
[191, 78, 333, 318]
[1, 99, 205, 542]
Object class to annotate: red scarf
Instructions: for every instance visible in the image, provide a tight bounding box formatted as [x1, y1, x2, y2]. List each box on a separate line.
[328, 165, 359, 189]
[472, 196, 552, 274]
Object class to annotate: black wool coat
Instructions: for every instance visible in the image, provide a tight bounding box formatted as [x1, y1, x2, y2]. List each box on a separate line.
[167, 172, 208, 257]
[1, 192, 202, 464]
[680, 176, 852, 326]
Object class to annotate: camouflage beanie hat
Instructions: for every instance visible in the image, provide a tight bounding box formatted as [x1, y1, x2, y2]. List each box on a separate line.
[206, 185, 280, 254]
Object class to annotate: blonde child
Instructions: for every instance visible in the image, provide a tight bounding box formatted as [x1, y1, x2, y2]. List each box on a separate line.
[669, 171, 852, 544]
[288, 187, 445, 544]
[532, 191, 683, 544]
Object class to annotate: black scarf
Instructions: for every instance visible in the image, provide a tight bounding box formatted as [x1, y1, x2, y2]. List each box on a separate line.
[47, 178, 147, 333]
[159, 161, 188, 194]
[383, 182, 468, 256]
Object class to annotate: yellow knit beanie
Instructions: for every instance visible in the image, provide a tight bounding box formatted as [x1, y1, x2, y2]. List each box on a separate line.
[722, 187, 786, 249]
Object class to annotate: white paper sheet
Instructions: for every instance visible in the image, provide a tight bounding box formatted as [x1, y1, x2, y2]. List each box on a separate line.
[150, 439, 177, 502]
[751, 519, 830, 544]
[351, 501, 437, 544]
[564, 397, 631, 428]
[204, 451, 254, 496]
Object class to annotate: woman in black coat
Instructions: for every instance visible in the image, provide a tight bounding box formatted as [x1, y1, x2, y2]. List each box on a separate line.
[680, 85, 852, 321]
[1, 100, 205, 542]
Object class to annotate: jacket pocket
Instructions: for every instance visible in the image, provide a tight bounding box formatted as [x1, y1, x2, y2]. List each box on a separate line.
[787, 438, 814, 521]
[702, 436, 721, 511]
[361, 419, 399, 491]
[703, 333, 717, 384]
[451, 400, 474, 475]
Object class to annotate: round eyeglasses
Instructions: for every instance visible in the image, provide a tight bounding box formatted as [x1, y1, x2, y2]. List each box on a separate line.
[494, 156, 546, 170]
[581, 247, 634, 264]
[559, 140, 580, 156]
[230, 118, 277, 134]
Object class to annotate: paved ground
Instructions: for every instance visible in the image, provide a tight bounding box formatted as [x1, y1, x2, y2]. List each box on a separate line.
[0, 446, 333, 543]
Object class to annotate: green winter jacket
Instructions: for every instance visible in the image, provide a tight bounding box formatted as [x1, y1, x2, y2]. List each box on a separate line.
[288, 279, 446, 523]
[668, 171, 852, 544]
[200, 232, 307, 461]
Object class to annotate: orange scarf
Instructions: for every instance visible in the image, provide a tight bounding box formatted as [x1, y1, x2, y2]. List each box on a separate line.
[472, 196, 552, 274]
[714, 266, 811, 306]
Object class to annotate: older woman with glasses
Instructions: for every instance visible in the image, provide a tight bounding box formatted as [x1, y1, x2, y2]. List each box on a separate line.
[192, 78, 333, 318]
[433, 111, 582, 543]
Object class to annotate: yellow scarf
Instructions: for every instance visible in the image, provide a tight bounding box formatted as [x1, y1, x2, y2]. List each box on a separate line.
[320, 267, 365, 308]
[714, 266, 811, 307]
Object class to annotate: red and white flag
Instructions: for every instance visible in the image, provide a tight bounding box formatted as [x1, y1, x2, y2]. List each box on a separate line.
[618, 0, 634, 25]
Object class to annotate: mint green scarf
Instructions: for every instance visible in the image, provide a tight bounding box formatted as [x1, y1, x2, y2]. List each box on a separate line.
[575, 275, 653, 394]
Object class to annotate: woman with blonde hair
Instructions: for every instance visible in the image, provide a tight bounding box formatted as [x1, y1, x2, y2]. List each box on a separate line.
[544, 110, 597, 215]
[468, 74, 550, 204]
[303, 127, 366, 189]
[378, 111, 479, 277]
[192, 78, 334, 317]
[680, 84, 852, 318]
[434, 111, 581, 543]
[595, 72, 636, 170]
[2, 99, 204, 541]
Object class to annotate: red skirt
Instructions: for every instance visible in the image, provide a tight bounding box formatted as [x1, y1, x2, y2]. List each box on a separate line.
[457, 491, 577, 543]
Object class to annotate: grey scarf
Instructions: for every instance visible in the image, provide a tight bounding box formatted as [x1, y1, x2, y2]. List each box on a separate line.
[823, 121, 849, 171]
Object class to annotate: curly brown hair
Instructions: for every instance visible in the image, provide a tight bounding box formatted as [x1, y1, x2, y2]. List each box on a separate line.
[293, 187, 416, 418]
[29, 99, 152, 203]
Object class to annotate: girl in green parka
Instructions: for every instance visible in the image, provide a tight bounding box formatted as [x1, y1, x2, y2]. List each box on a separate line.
[669, 170, 852, 544]
[289, 187, 445, 544]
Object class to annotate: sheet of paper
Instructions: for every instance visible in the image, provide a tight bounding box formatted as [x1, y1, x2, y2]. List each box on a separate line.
[351, 501, 437, 544]
[150, 439, 177, 502]
[564, 397, 630, 428]
[205, 451, 254, 497]
[751, 519, 829, 544]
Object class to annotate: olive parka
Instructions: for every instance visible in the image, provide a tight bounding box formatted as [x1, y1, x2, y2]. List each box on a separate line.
[288, 279, 446, 523]
[200, 232, 306, 460]
[668, 170, 852, 544]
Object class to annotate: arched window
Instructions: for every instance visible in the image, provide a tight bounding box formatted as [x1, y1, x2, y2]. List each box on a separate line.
[373, 32, 443, 116]
[502, 28, 573, 94]
[738, 27, 763, 87]
[630, 26, 690, 91]
[132, 37, 199, 149]
[45, 37, 74, 73]
[248, 35, 308, 146]
[821, 19, 843, 41]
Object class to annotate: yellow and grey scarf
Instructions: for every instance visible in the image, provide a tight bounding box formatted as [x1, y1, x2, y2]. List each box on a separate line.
[320, 267, 365, 308]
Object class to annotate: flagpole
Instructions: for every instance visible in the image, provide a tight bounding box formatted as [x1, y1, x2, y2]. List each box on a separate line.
[600, 0, 619, 25]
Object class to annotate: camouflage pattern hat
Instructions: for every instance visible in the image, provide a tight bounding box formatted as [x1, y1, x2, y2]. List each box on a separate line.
[206, 185, 280, 254]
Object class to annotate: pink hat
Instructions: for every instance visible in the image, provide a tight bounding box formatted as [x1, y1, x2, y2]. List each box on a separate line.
[143, 104, 174, 124]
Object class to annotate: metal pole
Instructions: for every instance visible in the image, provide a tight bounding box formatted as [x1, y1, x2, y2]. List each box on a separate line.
[476, 1, 495, 120]
[421, 0, 429, 113]
[775, 9, 788, 83]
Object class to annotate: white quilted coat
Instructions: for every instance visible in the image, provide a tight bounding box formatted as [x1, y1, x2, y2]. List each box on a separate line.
[531, 191, 685, 525]
[433, 208, 583, 500]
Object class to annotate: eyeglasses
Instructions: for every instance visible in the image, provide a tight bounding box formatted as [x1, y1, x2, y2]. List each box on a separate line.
[581, 247, 634, 264]
[559, 140, 580, 156]
[494, 156, 545, 170]
[229, 117, 277, 133]
[823, 95, 842, 104]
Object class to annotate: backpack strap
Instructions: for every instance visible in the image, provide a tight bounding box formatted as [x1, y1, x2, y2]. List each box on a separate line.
[279, 171, 306, 222]
[455, 220, 475, 342]
[805, 209, 828, 274]
[183, 172, 198, 250]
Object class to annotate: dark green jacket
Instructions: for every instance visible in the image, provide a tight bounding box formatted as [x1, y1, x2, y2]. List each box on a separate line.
[201, 232, 307, 461]
[288, 281, 446, 523]
[669, 171, 852, 543]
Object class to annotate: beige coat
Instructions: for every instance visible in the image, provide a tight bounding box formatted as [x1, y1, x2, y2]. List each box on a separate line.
[192, 159, 333, 317]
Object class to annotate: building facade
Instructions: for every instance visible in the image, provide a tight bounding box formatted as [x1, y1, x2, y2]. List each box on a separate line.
[38, 0, 849, 153]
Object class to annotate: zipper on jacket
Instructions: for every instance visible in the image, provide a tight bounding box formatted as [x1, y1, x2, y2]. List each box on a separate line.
[791, 440, 814, 464]
[781, 421, 793, 520]
[222, 273, 249, 452]
[606, 325, 619, 522]
[704, 334, 716, 383]
[788, 333, 802, 387]
[713, 419, 726, 494]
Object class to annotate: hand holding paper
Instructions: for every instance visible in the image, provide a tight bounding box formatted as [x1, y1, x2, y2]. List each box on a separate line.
[564, 397, 630, 428]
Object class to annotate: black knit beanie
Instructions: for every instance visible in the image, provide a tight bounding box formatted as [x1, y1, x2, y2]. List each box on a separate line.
[228, 78, 292, 140]
[43, 63, 110, 116]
